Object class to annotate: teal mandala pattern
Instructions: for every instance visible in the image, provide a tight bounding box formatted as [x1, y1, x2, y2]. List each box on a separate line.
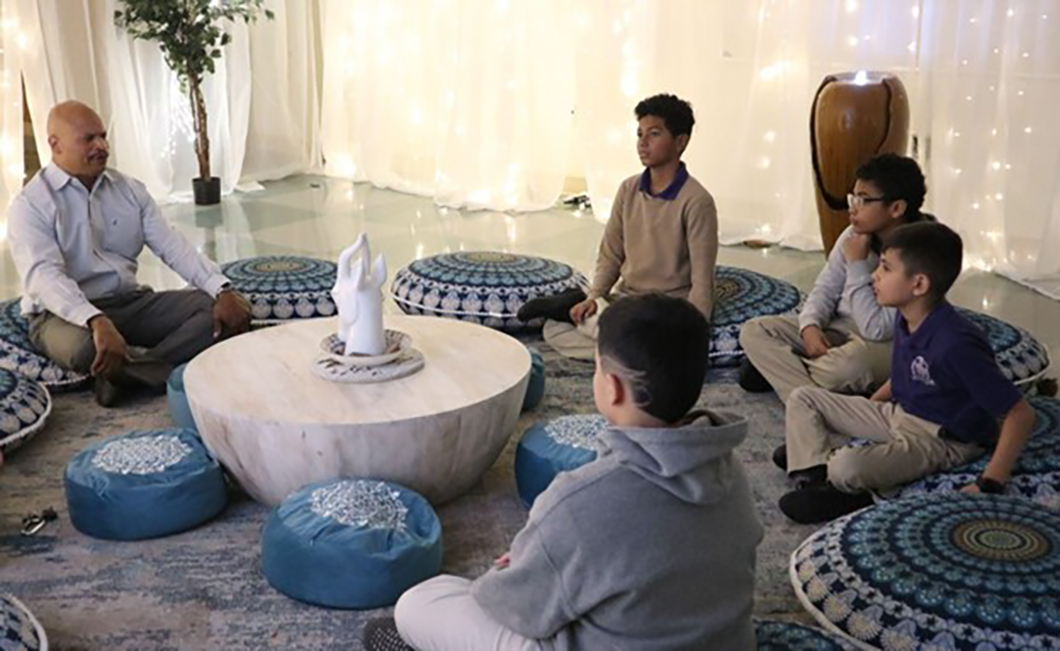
[0, 594, 45, 651]
[222, 256, 337, 322]
[958, 308, 1050, 389]
[710, 267, 803, 366]
[0, 298, 88, 389]
[755, 620, 853, 650]
[884, 396, 1060, 510]
[390, 252, 589, 331]
[0, 368, 51, 456]
[792, 494, 1060, 650]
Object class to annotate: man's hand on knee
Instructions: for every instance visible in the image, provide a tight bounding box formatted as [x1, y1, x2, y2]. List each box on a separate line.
[88, 315, 128, 378]
[570, 298, 597, 325]
[212, 290, 251, 339]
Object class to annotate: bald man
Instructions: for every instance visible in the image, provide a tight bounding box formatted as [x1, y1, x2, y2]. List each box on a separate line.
[7, 100, 251, 407]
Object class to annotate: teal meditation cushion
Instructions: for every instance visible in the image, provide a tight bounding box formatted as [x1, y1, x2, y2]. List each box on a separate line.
[521, 346, 545, 412]
[514, 415, 608, 508]
[755, 620, 853, 650]
[166, 363, 195, 431]
[261, 478, 443, 609]
[0, 593, 47, 651]
[0, 368, 51, 459]
[64, 429, 227, 541]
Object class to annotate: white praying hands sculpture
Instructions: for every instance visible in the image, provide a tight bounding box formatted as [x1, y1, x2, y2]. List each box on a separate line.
[332, 234, 388, 357]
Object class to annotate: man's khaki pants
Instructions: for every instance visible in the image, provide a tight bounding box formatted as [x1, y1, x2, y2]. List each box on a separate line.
[29, 288, 215, 390]
[739, 314, 891, 404]
[786, 386, 986, 492]
[395, 575, 542, 651]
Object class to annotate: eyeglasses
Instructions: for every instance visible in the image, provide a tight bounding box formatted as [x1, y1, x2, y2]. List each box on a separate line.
[847, 193, 889, 210]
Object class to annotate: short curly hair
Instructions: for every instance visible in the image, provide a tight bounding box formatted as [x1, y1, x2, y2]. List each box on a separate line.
[635, 94, 695, 138]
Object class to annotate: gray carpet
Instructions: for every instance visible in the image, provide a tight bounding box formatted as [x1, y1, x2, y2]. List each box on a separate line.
[0, 339, 817, 650]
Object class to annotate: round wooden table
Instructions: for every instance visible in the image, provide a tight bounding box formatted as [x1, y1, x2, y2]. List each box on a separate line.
[184, 315, 530, 505]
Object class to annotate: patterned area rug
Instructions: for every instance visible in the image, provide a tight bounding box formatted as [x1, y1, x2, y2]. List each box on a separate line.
[0, 336, 816, 649]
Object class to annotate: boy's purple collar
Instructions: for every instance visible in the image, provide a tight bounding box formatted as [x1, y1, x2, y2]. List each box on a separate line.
[638, 162, 689, 200]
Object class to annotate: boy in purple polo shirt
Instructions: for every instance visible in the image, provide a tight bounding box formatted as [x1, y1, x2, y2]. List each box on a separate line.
[776, 221, 1034, 524]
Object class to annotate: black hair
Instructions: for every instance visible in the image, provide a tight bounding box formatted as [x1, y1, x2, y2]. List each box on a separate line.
[597, 293, 710, 424]
[882, 221, 963, 302]
[855, 153, 927, 220]
[635, 94, 695, 138]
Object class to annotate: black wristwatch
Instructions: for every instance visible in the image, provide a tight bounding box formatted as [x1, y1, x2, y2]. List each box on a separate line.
[976, 475, 1006, 494]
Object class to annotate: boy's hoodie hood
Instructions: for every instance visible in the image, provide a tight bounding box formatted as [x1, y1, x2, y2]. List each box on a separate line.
[596, 409, 748, 506]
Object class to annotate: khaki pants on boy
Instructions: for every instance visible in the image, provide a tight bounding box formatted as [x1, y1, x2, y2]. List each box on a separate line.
[739, 314, 891, 404]
[29, 287, 216, 390]
[395, 575, 542, 651]
[785, 386, 986, 492]
[542, 297, 609, 361]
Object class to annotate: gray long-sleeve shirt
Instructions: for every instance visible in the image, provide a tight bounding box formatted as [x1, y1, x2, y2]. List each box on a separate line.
[7, 164, 229, 327]
[471, 411, 763, 651]
[797, 225, 896, 341]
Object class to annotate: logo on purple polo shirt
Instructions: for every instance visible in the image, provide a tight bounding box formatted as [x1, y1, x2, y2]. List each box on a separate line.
[911, 355, 936, 386]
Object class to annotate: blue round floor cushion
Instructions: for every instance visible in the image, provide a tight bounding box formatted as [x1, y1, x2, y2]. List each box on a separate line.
[514, 414, 608, 508]
[0, 593, 47, 651]
[882, 396, 1060, 510]
[261, 478, 443, 609]
[711, 267, 802, 367]
[221, 256, 338, 322]
[166, 364, 196, 431]
[791, 493, 1060, 650]
[390, 252, 589, 331]
[957, 308, 1051, 389]
[0, 369, 51, 459]
[522, 346, 546, 412]
[64, 429, 227, 540]
[755, 620, 853, 650]
[0, 298, 88, 389]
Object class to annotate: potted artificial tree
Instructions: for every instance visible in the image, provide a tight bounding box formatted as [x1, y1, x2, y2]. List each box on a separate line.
[115, 0, 273, 205]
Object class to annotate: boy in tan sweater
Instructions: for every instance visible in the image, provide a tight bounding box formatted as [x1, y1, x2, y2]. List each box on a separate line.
[519, 93, 718, 360]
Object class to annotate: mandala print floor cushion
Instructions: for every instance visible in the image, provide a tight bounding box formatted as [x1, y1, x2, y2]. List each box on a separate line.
[755, 620, 853, 650]
[958, 308, 1050, 390]
[710, 267, 803, 367]
[0, 594, 47, 651]
[261, 478, 443, 609]
[0, 298, 87, 389]
[64, 429, 227, 540]
[514, 414, 608, 508]
[221, 256, 337, 322]
[791, 493, 1060, 650]
[390, 252, 588, 331]
[0, 369, 51, 459]
[881, 396, 1060, 510]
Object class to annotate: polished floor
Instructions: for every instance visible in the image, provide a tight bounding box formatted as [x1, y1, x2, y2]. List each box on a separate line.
[2, 173, 1058, 358]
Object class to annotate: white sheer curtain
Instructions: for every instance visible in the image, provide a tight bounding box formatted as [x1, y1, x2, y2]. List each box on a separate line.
[0, 1, 24, 216]
[320, 0, 576, 211]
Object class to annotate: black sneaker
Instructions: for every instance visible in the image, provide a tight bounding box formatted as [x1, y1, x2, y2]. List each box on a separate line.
[778, 485, 874, 524]
[738, 358, 773, 393]
[93, 375, 125, 408]
[516, 288, 587, 323]
[363, 618, 413, 651]
[772, 444, 787, 471]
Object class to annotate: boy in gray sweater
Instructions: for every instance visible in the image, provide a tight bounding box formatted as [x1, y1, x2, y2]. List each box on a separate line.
[365, 294, 762, 651]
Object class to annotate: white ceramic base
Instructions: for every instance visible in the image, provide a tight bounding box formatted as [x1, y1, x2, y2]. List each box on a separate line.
[184, 315, 530, 506]
[312, 348, 425, 383]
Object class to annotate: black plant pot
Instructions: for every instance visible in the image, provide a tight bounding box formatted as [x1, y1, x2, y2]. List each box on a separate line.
[192, 176, 221, 205]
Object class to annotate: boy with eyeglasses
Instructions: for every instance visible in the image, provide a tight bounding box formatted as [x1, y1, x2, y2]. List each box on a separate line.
[738, 154, 931, 420]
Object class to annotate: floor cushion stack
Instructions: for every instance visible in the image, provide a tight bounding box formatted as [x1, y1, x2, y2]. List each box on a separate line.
[710, 267, 803, 367]
[883, 395, 1060, 509]
[0, 298, 87, 389]
[221, 256, 338, 322]
[64, 429, 227, 540]
[390, 251, 588, 331]
[0, 368, 51, 459]
[0, 594, 47, 651]
[791, 493, 1060, 650]
[514, 414, 608, 507]
[166, 363, 196, 431]
[261, 478, 443, 609]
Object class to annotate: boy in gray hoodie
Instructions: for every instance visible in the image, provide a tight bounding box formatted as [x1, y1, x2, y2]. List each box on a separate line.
[365, 293, 763, 651]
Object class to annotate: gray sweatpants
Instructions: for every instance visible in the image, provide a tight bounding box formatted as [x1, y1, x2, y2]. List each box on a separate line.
[29, 288, 215, 390]
[786, 386, 986, 492]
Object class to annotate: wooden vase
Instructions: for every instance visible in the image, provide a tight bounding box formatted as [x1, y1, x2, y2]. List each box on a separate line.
[810, 72, 910, 255]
